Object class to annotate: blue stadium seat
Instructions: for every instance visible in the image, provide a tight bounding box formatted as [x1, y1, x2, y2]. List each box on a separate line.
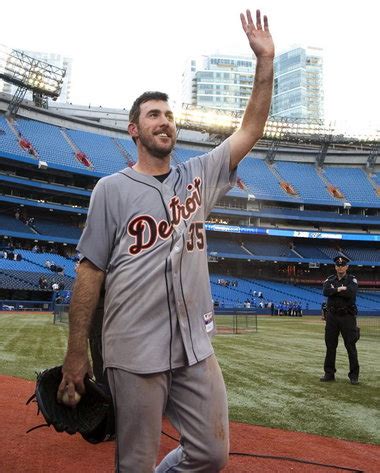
[66, 130, 127, 174]
[274, 162, 337, 204]
[323, 167, 380, 207]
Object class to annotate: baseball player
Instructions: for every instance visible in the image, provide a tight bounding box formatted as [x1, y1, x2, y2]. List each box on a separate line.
[59, 8, 274, 472]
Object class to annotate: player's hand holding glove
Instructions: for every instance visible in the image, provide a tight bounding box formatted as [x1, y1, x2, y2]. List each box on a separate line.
[26, 365, 115, 443]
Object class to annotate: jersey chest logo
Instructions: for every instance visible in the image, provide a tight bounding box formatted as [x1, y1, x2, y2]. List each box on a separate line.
[127, 177, 202, 255]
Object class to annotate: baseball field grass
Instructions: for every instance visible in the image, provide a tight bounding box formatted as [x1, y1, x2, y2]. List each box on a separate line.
[0, 311, 379, 445]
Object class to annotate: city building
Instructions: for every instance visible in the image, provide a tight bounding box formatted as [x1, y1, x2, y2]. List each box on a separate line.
[181, 54, 255, 113]
[182, 46, 324, 121]
[272, 46, 324, 120]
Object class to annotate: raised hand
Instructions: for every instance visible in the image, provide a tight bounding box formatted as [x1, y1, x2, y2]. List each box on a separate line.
[240, 9, 275, 59]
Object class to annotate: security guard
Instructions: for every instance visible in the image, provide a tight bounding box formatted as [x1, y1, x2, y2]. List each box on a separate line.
[320, 256, 360, 385]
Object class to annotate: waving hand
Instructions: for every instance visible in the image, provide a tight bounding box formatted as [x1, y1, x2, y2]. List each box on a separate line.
[240, 9, 275, 59]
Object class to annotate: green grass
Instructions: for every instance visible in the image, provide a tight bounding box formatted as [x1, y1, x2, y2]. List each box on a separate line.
[1, 312, 379, 444]
[214, 315, 380, 445]
[0, 312, 68, 379]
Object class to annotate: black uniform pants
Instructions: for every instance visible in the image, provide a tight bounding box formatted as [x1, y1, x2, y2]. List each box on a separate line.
[324, 312, 359, 379]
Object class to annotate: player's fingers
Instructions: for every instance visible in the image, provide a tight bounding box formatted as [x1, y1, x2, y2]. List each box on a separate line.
[65, 383, 79, 406]
[246, 9, 255, 28]
[256, 9, 262, 29]
[57, 379, 66, 401]
[240, 12, 247, 31]
[263, 15, 269, 31]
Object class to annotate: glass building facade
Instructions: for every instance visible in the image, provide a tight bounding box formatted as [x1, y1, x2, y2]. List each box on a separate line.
[182, 46, 324, 120]
[272, 46, 324, 120]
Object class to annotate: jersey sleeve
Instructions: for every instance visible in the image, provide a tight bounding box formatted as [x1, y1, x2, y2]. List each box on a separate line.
[197, 139, 237, 216]
[76, 178, 117, 271]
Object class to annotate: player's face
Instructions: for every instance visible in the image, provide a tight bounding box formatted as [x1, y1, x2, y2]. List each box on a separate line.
[135, 100, 176, 158]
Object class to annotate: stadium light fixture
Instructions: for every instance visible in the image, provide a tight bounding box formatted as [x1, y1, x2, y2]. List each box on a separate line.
[0, 43, 66, 115]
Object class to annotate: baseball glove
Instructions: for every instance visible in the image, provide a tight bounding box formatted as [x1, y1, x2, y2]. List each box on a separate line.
[26, 365, 115, 443]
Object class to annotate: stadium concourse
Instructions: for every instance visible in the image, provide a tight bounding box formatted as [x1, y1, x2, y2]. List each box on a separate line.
[0, 92, 379, 314]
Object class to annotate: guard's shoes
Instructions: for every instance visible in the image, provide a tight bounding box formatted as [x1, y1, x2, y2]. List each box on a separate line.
[350, 378, 359, 385]
[320, 375, 335, 382]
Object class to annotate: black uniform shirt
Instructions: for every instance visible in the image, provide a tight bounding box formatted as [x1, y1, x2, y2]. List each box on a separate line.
[323, 273, 358, 311]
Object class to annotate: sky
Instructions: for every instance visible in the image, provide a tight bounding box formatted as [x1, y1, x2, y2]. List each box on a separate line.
[1, 0, 379, 128]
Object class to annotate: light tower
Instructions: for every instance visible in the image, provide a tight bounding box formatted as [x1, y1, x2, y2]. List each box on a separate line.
[0, 44, 66, 116]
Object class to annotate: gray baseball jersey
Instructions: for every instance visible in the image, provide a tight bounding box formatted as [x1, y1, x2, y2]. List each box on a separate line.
[77, 138, 236, 374]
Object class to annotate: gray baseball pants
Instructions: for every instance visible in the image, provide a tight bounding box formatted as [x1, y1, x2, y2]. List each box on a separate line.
[107, 354, 229, 472]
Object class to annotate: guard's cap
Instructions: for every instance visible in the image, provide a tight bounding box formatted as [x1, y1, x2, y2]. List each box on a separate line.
[334, 255, 350, 266]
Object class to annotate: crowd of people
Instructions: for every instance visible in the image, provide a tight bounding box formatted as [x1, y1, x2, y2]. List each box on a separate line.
[271, 300, 303, 316]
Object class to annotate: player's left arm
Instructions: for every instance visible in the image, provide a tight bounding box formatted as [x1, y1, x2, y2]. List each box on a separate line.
[229, 9, 275, 171]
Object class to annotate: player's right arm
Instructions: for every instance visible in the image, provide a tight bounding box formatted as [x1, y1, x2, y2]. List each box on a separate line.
[58, 259, 105, 406]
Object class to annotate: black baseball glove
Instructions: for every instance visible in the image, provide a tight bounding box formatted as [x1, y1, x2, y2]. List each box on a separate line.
[26, 365, 115, 443]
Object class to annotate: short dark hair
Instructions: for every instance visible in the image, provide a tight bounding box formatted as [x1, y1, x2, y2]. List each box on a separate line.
[129, 91, 169, 124]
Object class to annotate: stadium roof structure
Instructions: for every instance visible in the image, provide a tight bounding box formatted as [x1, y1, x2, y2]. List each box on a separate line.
[176, 104, 380, 146]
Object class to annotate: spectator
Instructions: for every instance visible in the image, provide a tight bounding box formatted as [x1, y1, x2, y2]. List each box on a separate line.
[39, 276, 48, 289]
[51, 281, 59, 291]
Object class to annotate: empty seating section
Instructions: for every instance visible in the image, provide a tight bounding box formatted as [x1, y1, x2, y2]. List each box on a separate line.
[0, 256, 45, 273]
[207, 238, 247, 255]
[66, 130, 126, 174]
[323, 167, 379, 206]
[291, 243, 328, 259]
[274, 162, 337, 204]
[0, 270, 37, 290]
[0, 117, 32, 158]
[206, 236, 379, 264]
[343, 246, 380, 262]
[0, 214, 35, 234]
[237, 157, 295, 201]
[243, 240, 293, 257]
[33, 218, 82, 240]
[15, 119, 77, 168]
[313, 245, 340, 260]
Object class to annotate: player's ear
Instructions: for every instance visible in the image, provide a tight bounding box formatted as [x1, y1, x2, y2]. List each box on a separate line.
[128, 122, 138, 141]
